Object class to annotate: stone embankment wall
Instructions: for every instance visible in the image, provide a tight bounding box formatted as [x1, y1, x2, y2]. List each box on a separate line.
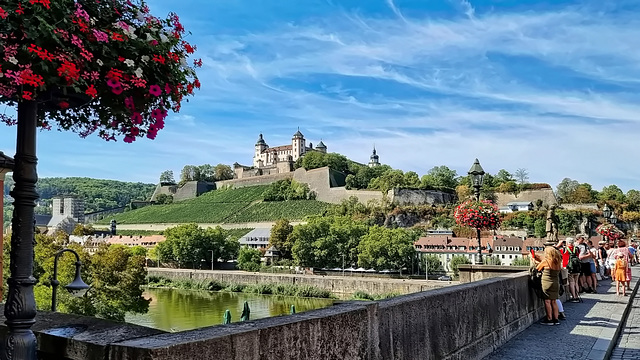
[495, 188, 557, 207]
[390, 188, 456, 206]
[151, 181, 215, 202]
[147, 269, 447, 295]
[22, 272, 544, 360]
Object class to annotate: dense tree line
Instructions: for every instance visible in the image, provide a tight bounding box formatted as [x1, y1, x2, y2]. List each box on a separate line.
[2, 175, 155, 228]
[155, 223, 240, 269]
[3, 232, 149, 321]
[164, 164, 234, 186]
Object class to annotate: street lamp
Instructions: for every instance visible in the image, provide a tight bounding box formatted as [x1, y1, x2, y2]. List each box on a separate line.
[209, 250, 214, 271]
[468, 158, 486, 263]
[602, 204, 611, 220]
[51, 248, 90, 312]
[610, 212, 618, 225]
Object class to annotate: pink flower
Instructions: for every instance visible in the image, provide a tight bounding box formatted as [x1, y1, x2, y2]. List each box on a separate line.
[107, 78, 120, 88]
[149, 85, 162, 96]
[123, 135, 136, 143]
[125, 97, 135, 110]
[71, 34, 83, 48]
[111, 84, 123, 95]
[164, 83, 172, 94]
[92, 29, 109, 42]
[130, 112, 142, 124]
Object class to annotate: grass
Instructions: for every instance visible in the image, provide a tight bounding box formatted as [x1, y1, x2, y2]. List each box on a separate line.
[225, 200, 332, 223]
[147, 276, 335, 299]
[350, 291, 402, 301]
[95, 186, 333, 225]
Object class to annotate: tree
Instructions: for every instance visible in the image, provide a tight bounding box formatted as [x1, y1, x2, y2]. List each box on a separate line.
[570, 185, 595, 204]
[197, 164, 215, 182]
[494, 169, 514, 185]
[556, 178, 579, 203]
[237, 247, 262, 272]
[483, 256, 502, 265]
[214, 164, 234, 181]
[369, 169, 405, 193]
[29, 234, 149, 322]
[300, 151, 326, 170]
[456, 184, 472, 201]
[514, 168, 529, 185]
[160, 224, 239, 268]
[403, 171, 421, 188]
[421, 166, 458, 189]
[534, 218, 546, 238]
[423, 254, 444, 274]
[159, 170, 176, 185]
[154, 193, 173, 204]
[324, 153, 349, 173]
[511, 257, 531, 266]
[357, 226, 417, 273]
[626, 189, 640, 211]
[449, 255, 471, 277]
[71, 224, 94, 236]
[599, 185, 625, 202]
[290, 216, 367, 268]
[269, 219, 294, 259]
[179, 165, 198, 185]
[497, 181, 518, 194]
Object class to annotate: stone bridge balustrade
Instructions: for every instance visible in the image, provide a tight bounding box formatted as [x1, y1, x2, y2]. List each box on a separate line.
[0, 272, 544, 360]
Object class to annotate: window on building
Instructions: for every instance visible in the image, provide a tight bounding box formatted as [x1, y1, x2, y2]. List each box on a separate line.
[501, 255, 505, 259]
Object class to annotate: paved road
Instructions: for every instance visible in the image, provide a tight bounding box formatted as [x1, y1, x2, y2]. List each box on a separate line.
[485, 270, 638, 360]
[610, 283, 640, 360]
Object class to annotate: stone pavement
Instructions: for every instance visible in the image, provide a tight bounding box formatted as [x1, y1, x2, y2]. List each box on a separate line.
[484, 266, 639, 360]
[610, 279, 640, 360]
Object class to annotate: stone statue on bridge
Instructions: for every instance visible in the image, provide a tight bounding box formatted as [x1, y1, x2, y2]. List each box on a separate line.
[546, 204, 559, 244]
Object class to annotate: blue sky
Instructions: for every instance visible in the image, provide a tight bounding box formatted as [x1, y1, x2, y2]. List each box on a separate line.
[2, 0, 640, 192]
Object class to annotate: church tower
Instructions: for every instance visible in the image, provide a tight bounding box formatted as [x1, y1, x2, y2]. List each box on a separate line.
[368, 146, 380, 167]
[254, 134, 268, 167]
[292, 128, 305, 161]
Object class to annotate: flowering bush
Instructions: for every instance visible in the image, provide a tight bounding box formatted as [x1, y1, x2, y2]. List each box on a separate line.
[595, 223, 624, 241]
[0, 0, 200, 142]
[454, 200, 501, 229]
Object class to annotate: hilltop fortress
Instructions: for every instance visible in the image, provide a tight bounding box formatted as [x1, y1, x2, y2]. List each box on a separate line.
[153, 128, 454, 205]
[232, 129, 380, 180]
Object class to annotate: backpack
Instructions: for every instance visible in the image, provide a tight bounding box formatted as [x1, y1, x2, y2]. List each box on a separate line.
[529, 266, 545, 300]
[566, 246, 581, 274]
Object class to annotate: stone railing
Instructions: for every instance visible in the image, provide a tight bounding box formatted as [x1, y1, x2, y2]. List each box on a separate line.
[458, 264, 530, 283]
[0, 272, 544, 360]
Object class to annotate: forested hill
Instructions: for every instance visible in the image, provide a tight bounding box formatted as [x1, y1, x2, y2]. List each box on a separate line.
[3, 176, 156, 213]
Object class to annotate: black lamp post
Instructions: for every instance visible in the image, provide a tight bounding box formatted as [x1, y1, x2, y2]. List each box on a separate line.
[602, 204, 611, 220]
[610, 213, 618, 225]
[51, 248, 90, 312]
[468, 158, 485, 264]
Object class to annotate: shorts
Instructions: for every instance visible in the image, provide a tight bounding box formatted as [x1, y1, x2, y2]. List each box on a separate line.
[590, 262, 596, 274]
[560, 268, 568, 285]
[581, 262, 592, 276]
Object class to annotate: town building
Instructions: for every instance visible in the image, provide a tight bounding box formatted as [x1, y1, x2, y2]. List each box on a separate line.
[499, 201, 534, 213]
[238, 228, 271, 249]
[69, 234, 166, 254]
[47, 195, 85, 232]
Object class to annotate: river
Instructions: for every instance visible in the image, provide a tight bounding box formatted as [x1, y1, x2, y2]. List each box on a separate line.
[125, 288, 335, 332]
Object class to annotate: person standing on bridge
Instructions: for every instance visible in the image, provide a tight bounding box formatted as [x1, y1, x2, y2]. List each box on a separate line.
[534, 246, 563, 325]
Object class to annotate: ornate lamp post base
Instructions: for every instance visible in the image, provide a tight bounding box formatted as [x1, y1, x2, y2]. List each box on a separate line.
[1, 101, 39, 360]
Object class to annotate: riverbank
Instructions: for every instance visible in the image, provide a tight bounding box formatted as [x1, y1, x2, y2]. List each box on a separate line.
[147, 276, 336, 299]
[148, 268, 456, 296]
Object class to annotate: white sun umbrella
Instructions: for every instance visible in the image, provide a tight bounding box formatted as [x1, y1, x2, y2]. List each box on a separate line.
[365, 268, 377, 273]
[331, 267, 342, 271]
[354, 267, 366, 272]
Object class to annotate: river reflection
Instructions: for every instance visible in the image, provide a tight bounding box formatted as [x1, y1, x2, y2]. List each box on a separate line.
[125, 288, 335, 332]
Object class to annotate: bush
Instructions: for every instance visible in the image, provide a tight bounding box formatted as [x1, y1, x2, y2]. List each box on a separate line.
[237, 247, 262, 272]
[263, 179, 310, 201]
[224, 283, 247, 292]
[351, 291, 374, 300]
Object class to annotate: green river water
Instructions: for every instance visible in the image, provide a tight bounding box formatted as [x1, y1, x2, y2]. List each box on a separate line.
[125, 288, 335, 332]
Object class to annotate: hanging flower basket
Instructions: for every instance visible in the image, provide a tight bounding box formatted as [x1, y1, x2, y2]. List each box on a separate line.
[595, 223, 624, 241]
[454, 200, 501, 229]
[0, 0, 201, 142]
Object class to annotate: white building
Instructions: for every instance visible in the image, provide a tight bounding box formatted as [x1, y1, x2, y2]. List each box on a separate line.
[253, 129, 327, 168]
[239, 228, 271, 249]
[499, 201, 534, 214]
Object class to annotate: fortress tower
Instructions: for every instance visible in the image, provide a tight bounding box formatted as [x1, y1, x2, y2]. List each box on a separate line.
[368, 146, 380, 167]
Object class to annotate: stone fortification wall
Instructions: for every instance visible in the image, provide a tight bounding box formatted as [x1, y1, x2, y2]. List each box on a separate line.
[23, 272, 543, 360]
[495, 188, 557, 207]
[151, 181, 215, 202]
[215, 171, 294, 189]
[561, 203, 599, 211]
[147, 269, 445, 295]
[390, 188, 456, 206]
